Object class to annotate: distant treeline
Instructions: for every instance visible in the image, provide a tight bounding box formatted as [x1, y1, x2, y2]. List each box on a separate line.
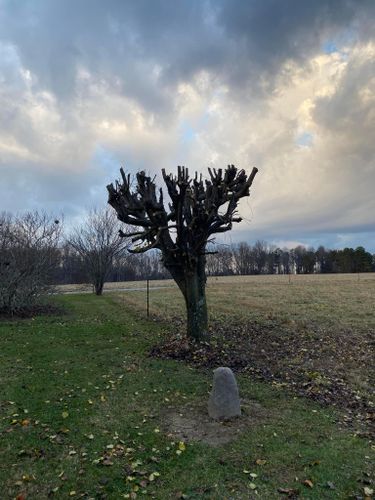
[55, 240, 375, 284]
[3, 210, 373, 315]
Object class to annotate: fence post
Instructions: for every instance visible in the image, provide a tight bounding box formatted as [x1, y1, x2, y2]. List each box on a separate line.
[146, 278, 150, 317]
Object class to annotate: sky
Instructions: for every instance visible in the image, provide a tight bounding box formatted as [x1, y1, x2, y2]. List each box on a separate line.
[0, 0, 374, 252]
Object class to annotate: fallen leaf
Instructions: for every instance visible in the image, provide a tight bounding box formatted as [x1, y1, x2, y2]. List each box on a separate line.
[22, 474, 35, 482]
[255, 459, 267, 465]
[364, 487, 373, 496]
[148, 472, 160, 482]
[249, 482, 257, 490]
[62, 411, 69, 419]
[303, 479, 313, 488]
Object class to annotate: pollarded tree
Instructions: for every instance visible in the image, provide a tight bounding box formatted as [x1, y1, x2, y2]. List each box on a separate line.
[107, 165, 258, 340]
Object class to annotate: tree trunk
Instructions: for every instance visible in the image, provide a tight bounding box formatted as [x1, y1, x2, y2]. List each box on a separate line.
[164, 255, 208, 340]
[183, 257, 208, 340]
[94, 279, 104, 295]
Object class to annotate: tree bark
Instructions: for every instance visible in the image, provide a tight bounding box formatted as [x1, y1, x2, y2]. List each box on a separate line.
[164, 254, 208, 340]
[94, 279, 104, 295]
[182, 256, 208, 340]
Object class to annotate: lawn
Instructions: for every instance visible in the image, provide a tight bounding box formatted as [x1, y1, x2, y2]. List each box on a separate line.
[0, 285, 374, 499]
[118, 274, 374, 416]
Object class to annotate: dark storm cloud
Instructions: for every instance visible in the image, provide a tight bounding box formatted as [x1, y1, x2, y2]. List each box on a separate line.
[0, 0, 218, 113]
[218, 1, 370, 67]
[1, 0, 374, 109]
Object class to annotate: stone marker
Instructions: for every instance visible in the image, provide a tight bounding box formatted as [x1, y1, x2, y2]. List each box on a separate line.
[208, 367, 241, 420]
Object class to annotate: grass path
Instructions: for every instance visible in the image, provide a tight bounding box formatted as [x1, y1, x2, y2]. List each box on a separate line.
[0, 294, 373, 499]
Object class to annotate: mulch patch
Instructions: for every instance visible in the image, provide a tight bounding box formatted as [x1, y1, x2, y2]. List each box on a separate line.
[150, 317, 374, 438]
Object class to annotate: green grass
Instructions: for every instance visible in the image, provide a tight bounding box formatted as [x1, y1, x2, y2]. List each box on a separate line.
[0, 293, 373, 499]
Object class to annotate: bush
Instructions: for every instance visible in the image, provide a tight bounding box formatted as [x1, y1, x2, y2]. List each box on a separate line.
[0, 211, 61, 315]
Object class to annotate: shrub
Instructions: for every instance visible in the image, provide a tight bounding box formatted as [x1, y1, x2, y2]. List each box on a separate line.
[0, 211, 61, 315]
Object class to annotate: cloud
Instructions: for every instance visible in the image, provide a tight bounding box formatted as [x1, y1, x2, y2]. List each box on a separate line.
[0, 0, 374, 250]
[2, 1, 373, 107]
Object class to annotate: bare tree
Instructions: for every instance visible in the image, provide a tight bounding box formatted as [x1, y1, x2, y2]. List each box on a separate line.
[107, 165, 258, 340]
[253, 240, 268, 274]
[206, 245, 235, 276]
[233, 242, 254, 275]
[69, 208, 130, 295]
[0, 211, 62, 315]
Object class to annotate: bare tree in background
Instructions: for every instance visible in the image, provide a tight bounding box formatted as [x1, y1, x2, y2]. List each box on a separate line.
[0, 211, 62, 315]
[206, 244, 234, 276]
[107, 165, 258, 340]
[233, 242, 254, 275]
[253, 240, 268, 274]
[69, 208, 130, 295]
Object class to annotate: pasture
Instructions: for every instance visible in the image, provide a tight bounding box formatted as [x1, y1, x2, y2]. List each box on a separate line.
[0, 274, 374, 498]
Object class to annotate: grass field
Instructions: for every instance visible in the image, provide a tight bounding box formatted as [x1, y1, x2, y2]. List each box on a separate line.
[115, 273, 374, 416]
[59, 272, 375, 332]
[107, 272, 375, 329]
[0, 275, 374, 499]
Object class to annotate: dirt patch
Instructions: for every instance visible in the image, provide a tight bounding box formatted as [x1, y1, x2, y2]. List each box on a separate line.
[161, 399, 267, 446]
